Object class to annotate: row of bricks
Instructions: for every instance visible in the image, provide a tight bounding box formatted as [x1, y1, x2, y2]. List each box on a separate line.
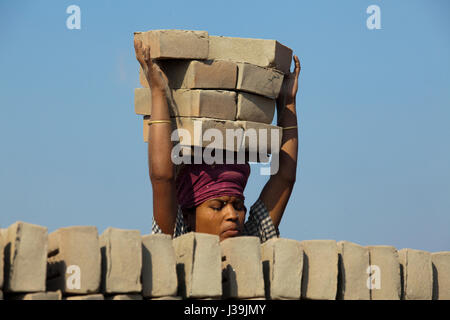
[1, 221, 449, 300]
[135, 86, 276, 125]
[135, 87, 276, 125]
[139, 59, 284, 101]
[134, 30, 293, 74]
[142, 116, 281, 156]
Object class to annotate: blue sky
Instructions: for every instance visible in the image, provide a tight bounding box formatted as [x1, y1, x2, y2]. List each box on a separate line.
[1, 0, 449, 252]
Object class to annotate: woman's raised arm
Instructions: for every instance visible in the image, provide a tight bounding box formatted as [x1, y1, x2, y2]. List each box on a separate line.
[134, 39, 178, 235]
[258, 55, 301, 229]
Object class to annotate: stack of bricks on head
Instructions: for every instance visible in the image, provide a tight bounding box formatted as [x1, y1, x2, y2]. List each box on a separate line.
[134, 29, 291, 155]
[0, 221, 449, 300]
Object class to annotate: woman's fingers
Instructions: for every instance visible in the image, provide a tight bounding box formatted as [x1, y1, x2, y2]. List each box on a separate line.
[293, 55, 301, 78]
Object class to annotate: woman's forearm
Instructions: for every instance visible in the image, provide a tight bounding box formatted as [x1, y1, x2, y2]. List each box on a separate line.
[276, 102, 298, 183]
[148, 88, 174, 181]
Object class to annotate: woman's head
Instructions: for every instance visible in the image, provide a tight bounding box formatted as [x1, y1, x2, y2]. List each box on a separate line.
[183, 195, 246, 241]
[176, 163, 250, 241]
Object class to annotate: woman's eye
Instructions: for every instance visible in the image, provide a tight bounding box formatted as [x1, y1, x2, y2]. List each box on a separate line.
[211, 206, 221, 211]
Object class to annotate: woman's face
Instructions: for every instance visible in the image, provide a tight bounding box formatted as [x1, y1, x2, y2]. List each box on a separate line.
[185, 196, 246, 242]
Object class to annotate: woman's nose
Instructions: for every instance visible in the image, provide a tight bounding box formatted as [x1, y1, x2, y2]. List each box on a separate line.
[224, 204, 238, 221]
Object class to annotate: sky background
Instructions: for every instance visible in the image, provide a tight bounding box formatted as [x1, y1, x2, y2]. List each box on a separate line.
[1, 0, 449, 252]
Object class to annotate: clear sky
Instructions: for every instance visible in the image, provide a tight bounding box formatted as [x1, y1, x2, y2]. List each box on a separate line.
[1, 0, 449, 252]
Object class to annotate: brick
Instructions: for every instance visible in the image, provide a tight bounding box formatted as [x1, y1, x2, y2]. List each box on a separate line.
[300, 240, 338, 300]
[134, 30, 209, 59]
[140, 60, 237, 89]
[149, 296, 183, 300]
[337, 241, 370, 300]
[399, 248, 433, 300]
[141, 234, 178, 298]
[134, 88, 236, 121]
[172, 232, 222, 298]
[261, 238, 303, 300]
[432, 251, 450, 300]
[236, 63, 284, 99]
[65, 294, 104, 300]
[221, 236, 265, 299]
[100, 228, 142, 294]
[47, 226, 101, 294]
[4, 221, 48, 292]
[208, 36, 293, 74]
[367, 246, 401, 300]
[144, 117, 282, 158]
[106, 294, 143, 300]
[12, 291, 62, 300]
[236, 92, 275, 124]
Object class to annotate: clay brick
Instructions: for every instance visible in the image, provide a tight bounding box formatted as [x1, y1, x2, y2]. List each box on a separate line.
[12, 291, 62, 300]
[141, 234, 178, 298]
[221, 236, 265, 299]
[134, 88, 236, 121]
[47, 226, 101, 294]
[146, 117, 282, 157]
[4, 221, 48, 292]
[172, 232, 222, 298]
[337, 241, 370, 300]
[106, 294, 143, 300]
[236, 92, 275, 124]
[236, 63, 284, 99]
[140, 60, 237, 89]
[399, 248, 433, 300]
[367, 246, 401, 300]
[432, 251, 450, 300]
[134, 30, 209, 59]
[261, 238, 303, 300]
[100, 228, 142, 294]
[65, 294, 104, 300]
[208, 36, 293, 74]
[300, 240, 338, 300]
[149, 296, 183, 300]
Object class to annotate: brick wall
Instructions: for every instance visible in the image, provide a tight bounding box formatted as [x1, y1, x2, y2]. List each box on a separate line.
[0, 221, 449, 300]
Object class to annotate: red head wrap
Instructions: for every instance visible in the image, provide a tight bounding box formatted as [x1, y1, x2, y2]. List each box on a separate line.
[175, 163, 251, 210]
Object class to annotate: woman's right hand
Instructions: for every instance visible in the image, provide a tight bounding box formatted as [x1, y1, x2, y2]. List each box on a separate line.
[134, 39, 168, 93]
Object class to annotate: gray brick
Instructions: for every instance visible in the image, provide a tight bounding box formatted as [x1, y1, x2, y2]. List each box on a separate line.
[300, 240, 338, 300]
[367, 246, 401, 300]
[432, 251, 450, 300]
[135, 88, 236, 121]
[141, 234, 178, 298]
[140, 60, 237, 89]
[47, 226, 101, 294]
[236, 63, 284, 99]
[172, 232, 222, 298]
[261, 238, 303, 300]
[337, 241, 370, 300]
[65, 294, 104, 300]
[4, 221, 48, 292]
[236, 92, 275, 124]
[221, 236, 265, 299]
[399, 248, 433, 300]
[208, 36, 293, 74]
[134, 30, 209, 59]
[100, 228, 142, 294]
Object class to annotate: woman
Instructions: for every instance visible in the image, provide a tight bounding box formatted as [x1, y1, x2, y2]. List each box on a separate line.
[134, 38, 301, 243]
